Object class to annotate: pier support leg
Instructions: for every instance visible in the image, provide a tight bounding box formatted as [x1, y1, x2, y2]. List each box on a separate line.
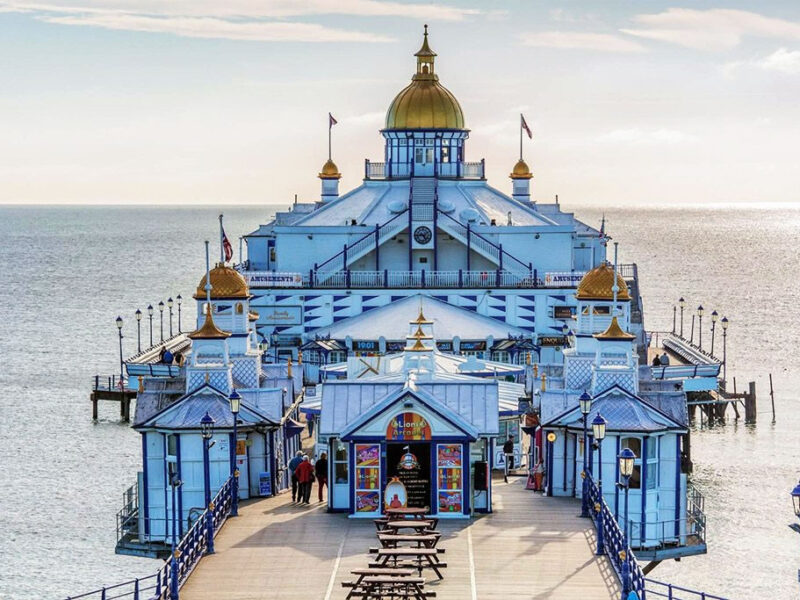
[744, 381, 757, 424]
[92, 394, 98, 420]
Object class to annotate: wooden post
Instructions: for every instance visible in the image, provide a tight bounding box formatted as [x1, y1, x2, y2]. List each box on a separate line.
[744, 381, 757, 424]
[92, 393, 98, 420]
[122, 398, 131, 422]
[769, 373, 776, 424]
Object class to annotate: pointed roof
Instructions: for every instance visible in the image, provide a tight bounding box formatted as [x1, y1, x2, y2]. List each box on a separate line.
[594, 316, 635, 341]
[188, 304, 231, 340]
[415, 24, 437, 58]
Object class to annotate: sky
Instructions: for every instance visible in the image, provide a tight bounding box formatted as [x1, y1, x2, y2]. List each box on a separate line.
[2, 1, 800, 206]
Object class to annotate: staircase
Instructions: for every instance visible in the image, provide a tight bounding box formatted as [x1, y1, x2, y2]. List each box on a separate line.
[411, 177, 436, 222]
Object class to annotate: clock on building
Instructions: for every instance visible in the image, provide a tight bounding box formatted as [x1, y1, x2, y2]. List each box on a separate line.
[413, 226, 432, 245]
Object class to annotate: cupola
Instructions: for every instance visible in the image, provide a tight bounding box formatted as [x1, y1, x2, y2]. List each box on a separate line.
[318, 158, 341, 202]
[576, 263, 630, 301]
[510, 159, 533, 202]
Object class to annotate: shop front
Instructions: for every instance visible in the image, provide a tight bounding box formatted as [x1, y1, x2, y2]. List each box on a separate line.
[323, 387, 494, 518]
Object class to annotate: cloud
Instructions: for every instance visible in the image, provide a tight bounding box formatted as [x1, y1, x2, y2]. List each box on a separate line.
[595, 128, 698, 145]
[0, 0, 478, 42]
[621, 8, 800, 51]
[724, 47, 800, 76]
[521, 31, 646, 53]
[39, 14, 393, 42]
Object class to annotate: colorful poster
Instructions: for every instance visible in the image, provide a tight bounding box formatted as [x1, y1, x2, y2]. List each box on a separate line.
[438, 491, 462, 513]
[356, 491, 380, 512]
[356, 444, 380, 467]
[437, 444, 462, 467]
[386, 412, 432, 441]
[356, 467, 380, 490]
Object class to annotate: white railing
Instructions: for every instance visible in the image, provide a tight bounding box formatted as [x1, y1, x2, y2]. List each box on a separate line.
[461, 161, 484, 178]
[363, 160, 485, 180]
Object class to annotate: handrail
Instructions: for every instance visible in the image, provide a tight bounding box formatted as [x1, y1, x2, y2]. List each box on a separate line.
[66, 477, 234, 600]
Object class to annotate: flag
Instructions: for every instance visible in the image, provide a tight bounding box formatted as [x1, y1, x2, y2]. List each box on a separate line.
[222, 225, 233, 262]
[329, 112, 338, 128]
[521, 114, 533, 139]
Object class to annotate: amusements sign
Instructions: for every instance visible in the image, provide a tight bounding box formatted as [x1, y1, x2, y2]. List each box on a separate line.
[386, 412, 432, 441]
[247, 272, 303, 288]
[544, 272, 586, 288]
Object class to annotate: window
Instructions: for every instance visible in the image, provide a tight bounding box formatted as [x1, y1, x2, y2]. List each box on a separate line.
[333, 440, 349, 484]
[167, 434, 178, 457]
[646, 437, 658, 490]
[415, 148, 424, 163]
[441, 146, 450, 163]
[426, 148, 434, 163]
[236, 303, 244, 314]
[593, 306, 611, 315]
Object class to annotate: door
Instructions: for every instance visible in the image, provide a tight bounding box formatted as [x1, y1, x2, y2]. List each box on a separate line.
[414, 146, 435, 176]
[386, 443, 432, 509]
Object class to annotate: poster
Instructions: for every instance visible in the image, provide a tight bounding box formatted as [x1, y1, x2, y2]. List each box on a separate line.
[356, 444, 379, 467]
[436, 444, 462, 513]
[438, 491, 462, 512]
[386, 412, 432, 441]
[437, 444, 462, 467]
[258, 472, 272, 497]
[355, 491, 380, 512]
[355, 444, 381, 512]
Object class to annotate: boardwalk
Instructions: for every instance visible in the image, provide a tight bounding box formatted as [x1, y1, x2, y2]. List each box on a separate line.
[180, 477, 619, 600]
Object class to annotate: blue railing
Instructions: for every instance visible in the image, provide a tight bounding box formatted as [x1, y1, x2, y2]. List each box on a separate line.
[585, 476, 726, 600]
[66, 478, 234, 600]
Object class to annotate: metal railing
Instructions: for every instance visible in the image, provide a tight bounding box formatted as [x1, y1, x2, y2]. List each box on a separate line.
[305, 269, 543, 289]
[363, 159, 485, 180]
[645, 580, 727, 600]
[93, 375, 131, 392]
[627, 485, 706, 549]
[66, 477, 234, 600]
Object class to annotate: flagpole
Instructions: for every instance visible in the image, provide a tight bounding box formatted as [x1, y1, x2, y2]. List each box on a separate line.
[219, 214, 224, 264]
[328, 113, 332, 161]
[204, 240, 212, 305]
[519, 114, 523, 161]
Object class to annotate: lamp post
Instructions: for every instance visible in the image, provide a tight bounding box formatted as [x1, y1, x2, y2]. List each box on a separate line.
[592, 413, 607, 556]
[721, 317, 729, 382]
[168, 297, 174, 338]
[679, 297, 685, 337]
[229, 389, 241, 517]
[201, 412, 216, 554]
[176, 294, 183, 333]
[672, 305, 676, 335]
[697, 305, 704, 350]
[710, 310, 718, 357]
[579, 391, 593, 518]
[147, 304, 154, 347]
[115, 317, 124, 390]
[618, 447, 636, 600]
[169, 468, 182, 600]
[135, 309, 142, 353]
[158, 301, 165, 342]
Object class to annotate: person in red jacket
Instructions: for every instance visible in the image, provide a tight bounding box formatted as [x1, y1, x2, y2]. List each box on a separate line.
[294, 455, 315, 504]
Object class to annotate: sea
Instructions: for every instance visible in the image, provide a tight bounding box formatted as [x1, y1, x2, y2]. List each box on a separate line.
[0, 204, 798, 599]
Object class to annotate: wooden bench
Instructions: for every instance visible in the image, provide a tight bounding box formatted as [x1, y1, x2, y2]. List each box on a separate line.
[373, 548, 447, 580]
[383, 520, 436, 534]
[344, 576, 433, 600]
[377, 533, 441, 549]
[342, 567, 414, 589]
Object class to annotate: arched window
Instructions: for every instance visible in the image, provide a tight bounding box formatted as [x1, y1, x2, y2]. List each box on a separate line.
[236, 303, 244, 314]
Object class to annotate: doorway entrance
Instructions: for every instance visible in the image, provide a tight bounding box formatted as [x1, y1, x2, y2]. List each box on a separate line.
[386, 443, 431, 509]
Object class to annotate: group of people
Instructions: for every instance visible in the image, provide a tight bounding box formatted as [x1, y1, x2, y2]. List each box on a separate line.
[157, 346, 182, 365]
[651, 351, 671, 366]
[287, 451, 328, 505]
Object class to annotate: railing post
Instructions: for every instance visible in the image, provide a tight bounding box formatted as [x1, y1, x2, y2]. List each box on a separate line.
[480, 158, 485, 178]
[499, 243, 503, 271]
[346, 269, 351, 288]
[383, 269, 388, 288]
[375, 224, 380, 271]
[101, 587, 106, 600]
[458, 269, 463, 287]
[364, 158, 368, 179]
[134, 578, 140, 599]
[466, 223, 471, 271]
[421, 270, 425, 288]
[495, 269, 500, 287]
[534, 269, 538, 287]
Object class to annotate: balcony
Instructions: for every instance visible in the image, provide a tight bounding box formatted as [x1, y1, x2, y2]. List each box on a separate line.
[364, 159, 485, 180]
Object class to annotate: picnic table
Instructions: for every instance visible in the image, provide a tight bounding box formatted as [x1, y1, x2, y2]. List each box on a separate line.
[344, 575, 432, 599]
[373, 548, 447, 580]
[376, 533, 441, 549]
[383, 519, 436, 534]
[386, 507, 429, 519]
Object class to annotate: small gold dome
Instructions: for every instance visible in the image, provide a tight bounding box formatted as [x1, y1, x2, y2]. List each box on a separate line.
[594, 316, 636, 340]
[510, 159, 533, 179]
[194, 263, 249, 299]
[576, 263, 630, 301]
[319, 159, 341, 180]
[385, 27, 465, 130]
[188, 305, 231, 340]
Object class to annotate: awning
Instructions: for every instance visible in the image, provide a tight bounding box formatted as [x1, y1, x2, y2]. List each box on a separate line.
[284, 418, 305, 437]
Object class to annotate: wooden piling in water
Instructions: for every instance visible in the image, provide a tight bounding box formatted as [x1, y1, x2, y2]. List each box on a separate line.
[769, 373, 776, 424]
[744, 381, 757, 424]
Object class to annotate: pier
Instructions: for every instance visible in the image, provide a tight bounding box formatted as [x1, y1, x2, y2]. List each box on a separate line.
[179, 477, 619, 600]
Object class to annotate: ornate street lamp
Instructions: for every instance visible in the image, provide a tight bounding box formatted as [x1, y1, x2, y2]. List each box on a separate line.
[678, 297, 685, 337]
[201, 411, 216, 554]
[158, 301, 165, 342]
[147, 304, 154, 347]
[592, 413, 607, 556]
[697, 305, 704, 350]
[168, 466, 182, 600]
[135, 309, 142, 353]
[115, 316, 124, 390]
[229, 389, 241, 517]
[672, 304, 676, 334]
[721, 317, 729, 382]
[167, 297, 174, 338]
[618, 447, 636, 599]
[710, 310, 718, 356]
[579, 391, 593, 518]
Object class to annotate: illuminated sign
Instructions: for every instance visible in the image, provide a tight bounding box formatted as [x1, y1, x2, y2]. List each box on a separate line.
[386, 412, 432, 441]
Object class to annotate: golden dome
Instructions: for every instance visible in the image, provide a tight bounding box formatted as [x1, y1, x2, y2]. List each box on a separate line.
[510, 159, 533, 179]
[385, 27, 465, 130]
[188, 305, 231, 340]
[194, 263, 249, 299]
[594, 317, 636, 340]
[576, 263, 631, 301]
[319, 158, 341, 180]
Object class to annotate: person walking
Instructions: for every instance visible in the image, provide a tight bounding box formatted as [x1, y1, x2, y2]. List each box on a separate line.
[295, 455, 315, 504]
[503, 434, 515, 483]
[288, 450, 303, 502]
[315, 452, 328, 503]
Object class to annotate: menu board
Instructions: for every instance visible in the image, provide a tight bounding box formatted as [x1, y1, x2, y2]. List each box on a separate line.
[437, 444, 463, 513]
[355, 444, 381, 513]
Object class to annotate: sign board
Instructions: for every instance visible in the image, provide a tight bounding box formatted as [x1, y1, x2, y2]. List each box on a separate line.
[553, 306, 574, 319]
[386, 341, 407, 352]
[539, 336, 567, 347]
[247, 272, 303, 288]
[544, 272, 586, 287]
[460, 341, 486, 351]
[259, 305, 303, 326]
[305, 385, 317, 397]
[436, 341, 453, 351]
[353, 340, 379, 352]
[386, 412, 432, 441]
[258, 472, 272, 496]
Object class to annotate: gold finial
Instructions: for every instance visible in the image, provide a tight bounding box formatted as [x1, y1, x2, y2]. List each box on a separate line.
[204, 372, 210, 383]
[533, 363, 538, 377]
[407, 338, 428, 352]
[541, 372, 547, 392]
[298, 350, 303, 365]
[188, 303, 231, 340]
[287, 357, 293, 377]
[138, 377, 144, 393]
[525, 352, 531, 365]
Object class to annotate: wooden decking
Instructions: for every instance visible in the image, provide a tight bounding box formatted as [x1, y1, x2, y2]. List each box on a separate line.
[180, 477, 619, 600]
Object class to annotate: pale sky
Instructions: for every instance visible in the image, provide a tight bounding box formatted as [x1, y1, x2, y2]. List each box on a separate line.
[2, 1, 800, 206]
